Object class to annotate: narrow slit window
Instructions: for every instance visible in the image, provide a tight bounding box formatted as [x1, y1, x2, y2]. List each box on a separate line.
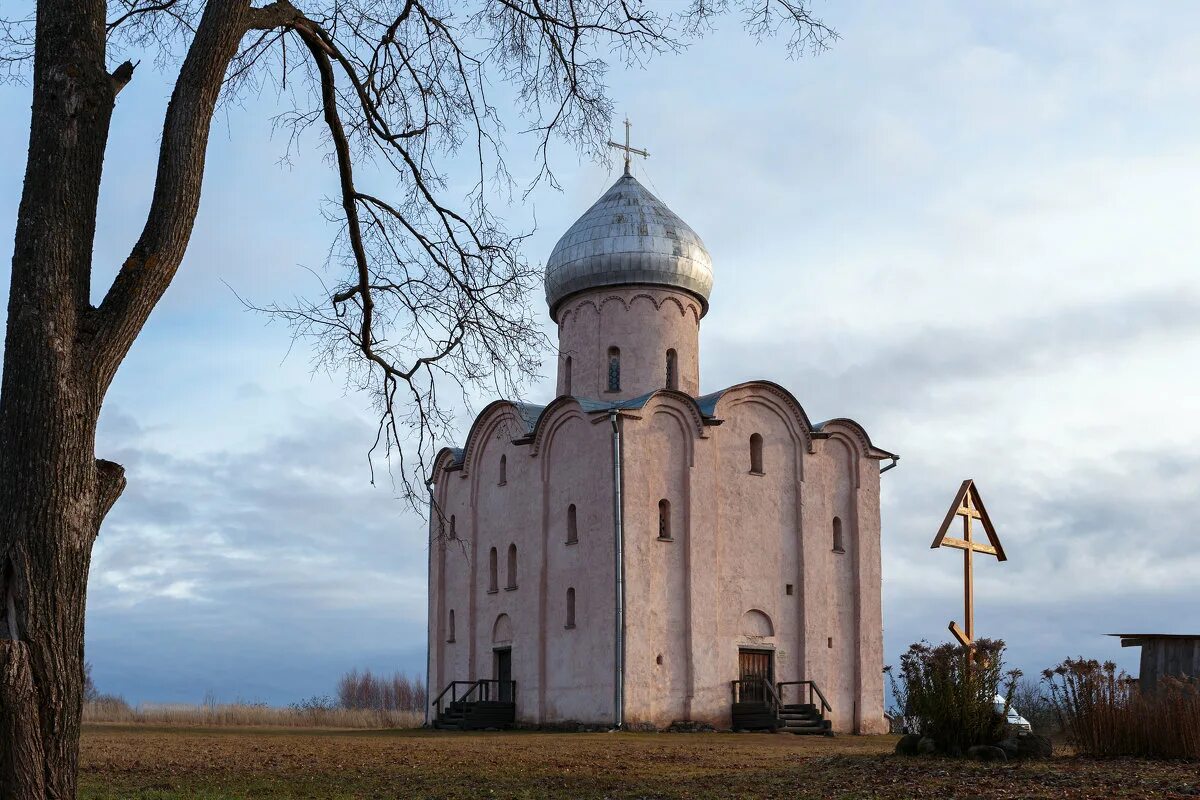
[506, 543, 518, 589]
[565, 587, 576, 628]
[564, 356, 573, 395]
[749, 433, 764, 474]
[447, 609, 456, 643]
[666, 349, 678, 390]
[488, 547, 498, 592]
[607, 347, 621, 392]
[498, 454, 507, 486]
[566, 504, 578, 544]
[449, 514, 457, 540]
[833, 517, 845, 553]
[658, 499, 672, 541]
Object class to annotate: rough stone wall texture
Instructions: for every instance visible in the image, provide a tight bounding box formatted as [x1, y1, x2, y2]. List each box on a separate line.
[621, 399, 693, 725]
[556, 288, 701, 399]
[429, 284, 886, 734]
[428, 404, 617, 725]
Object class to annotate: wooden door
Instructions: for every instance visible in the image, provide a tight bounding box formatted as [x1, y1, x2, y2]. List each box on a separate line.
[739, 649, 773, 703]
[494, 648, 512, 702]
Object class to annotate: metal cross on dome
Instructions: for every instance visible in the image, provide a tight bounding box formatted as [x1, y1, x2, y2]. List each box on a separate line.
[931, 479, 1007, 648]
[608, 117, 649, 176]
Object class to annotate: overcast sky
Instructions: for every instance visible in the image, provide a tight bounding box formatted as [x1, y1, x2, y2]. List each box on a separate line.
[2, 1, 1198, 706]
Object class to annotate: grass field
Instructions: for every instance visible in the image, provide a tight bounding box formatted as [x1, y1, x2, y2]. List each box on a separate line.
[80, 724, 1200, 799]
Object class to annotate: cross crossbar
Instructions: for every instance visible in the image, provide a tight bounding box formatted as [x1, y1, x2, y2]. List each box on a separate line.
[608, 117, 649, 176]
[938, 537, 998, 556]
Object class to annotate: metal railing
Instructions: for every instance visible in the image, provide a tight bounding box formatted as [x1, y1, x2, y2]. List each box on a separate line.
[730, 677, 783, 718]
[432, 679, 517, 716]
[776, 680, 832, 716]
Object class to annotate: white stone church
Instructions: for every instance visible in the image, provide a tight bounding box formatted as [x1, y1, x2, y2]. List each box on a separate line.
[426, 149, 895, 733]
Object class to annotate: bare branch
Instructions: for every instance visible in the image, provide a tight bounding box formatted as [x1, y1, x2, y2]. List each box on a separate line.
[92, 0, 254, 389]
[219, 0, 836, 507]
[109, 59, 138, 95]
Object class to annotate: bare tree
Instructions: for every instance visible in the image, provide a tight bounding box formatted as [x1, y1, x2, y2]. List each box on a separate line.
[0, 1, 834, 795]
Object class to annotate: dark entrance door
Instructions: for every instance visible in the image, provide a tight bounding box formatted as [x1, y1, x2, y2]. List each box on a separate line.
[494, 647, 513, 702]
[738, 649, 773, 703]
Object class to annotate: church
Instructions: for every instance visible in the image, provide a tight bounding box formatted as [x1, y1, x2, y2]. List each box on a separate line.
[426, 139, 896, 734]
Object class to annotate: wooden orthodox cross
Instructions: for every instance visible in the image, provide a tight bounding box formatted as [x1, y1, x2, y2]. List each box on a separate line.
[608, 117, 649, 176]
[931, 479, 1007, 647]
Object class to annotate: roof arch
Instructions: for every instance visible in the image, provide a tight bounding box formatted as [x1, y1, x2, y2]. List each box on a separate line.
[708, 380, 818, 454]
[814, 417, 897, 461]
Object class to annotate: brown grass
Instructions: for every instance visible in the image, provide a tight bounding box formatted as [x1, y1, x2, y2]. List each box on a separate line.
[83, 700, 422, 729]
[79, 724, 1200, 800]
[1046, 658, 1200, 759]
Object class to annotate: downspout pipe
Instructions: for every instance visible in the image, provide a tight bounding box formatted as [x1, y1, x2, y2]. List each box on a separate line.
[423, 478, 436, 728]
[609, 410, 625, 729]
[880, 455, 900, 474]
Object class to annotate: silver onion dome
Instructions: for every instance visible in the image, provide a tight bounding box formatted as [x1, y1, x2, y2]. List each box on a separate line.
[545, 173, 713, 320]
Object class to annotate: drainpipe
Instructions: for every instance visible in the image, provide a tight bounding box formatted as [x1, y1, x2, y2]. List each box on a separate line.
[423, 479, 436, 728]
[880, 455, 900, 474]
[609, 410, 625, 729]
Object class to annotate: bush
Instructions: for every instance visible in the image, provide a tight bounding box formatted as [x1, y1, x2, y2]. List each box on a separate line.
[336, 669, 426, 712]
[83, 661, 100, 702]
[1011, 677, 1058, 733]
[886, 639, 1017, 755]
[83, 694, 134, 721]
[1044, 657, 1200, 759]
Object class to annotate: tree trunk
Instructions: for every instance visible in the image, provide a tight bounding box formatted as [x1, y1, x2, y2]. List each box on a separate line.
[0, 643, 47, 797]
[0, 0, 252, 794]
[0, 2, 117, 797]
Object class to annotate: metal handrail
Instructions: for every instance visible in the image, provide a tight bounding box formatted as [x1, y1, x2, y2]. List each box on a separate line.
[731, 677, 784, 728]
[762, 678, 783, 717]
[432, 679, 518, 716]
[432, 680, 480, 716]
[470, 679, 517, 702]
[731, 678, 781, 712]
[776, 680, 832, 716]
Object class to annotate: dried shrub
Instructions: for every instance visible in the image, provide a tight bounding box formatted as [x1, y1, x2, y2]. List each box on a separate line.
[336, 669, 426, 712]
[1045, 657, 1200, 759]
[1011, 677, 1059, 733]
[84, 697, 421, 729]
[886, 639, 1017, 754]
[80, 670, 427, 729]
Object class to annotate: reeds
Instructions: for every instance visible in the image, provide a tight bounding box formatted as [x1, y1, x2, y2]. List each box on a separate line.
[1045, 658, 1200, 759]
[81, 668, 428, 729]
[82, 697, 422, 728]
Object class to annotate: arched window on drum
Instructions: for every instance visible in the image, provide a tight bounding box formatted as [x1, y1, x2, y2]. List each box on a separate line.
[607, 347, 621, 392]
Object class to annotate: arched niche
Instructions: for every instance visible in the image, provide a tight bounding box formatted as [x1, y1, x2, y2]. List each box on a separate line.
[492, 613, 513, 645]
[740, 609, 775, 639]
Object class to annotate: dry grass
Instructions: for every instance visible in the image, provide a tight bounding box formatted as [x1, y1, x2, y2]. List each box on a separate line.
[1047, 658, 1200, 759]
[83, 700, 422, 729]
[79, 724, 1200, 799]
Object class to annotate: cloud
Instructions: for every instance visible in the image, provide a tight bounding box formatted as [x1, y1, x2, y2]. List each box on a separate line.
[88, 406, 429, 704]
[708, 289, 1200, 422]
[0, 1, 1196, 704]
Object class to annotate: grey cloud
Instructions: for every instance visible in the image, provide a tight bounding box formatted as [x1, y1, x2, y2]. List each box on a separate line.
[88, 407, 428, 704]
[707, 289, 1200, 424]
[878, 445, 1200, 680]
